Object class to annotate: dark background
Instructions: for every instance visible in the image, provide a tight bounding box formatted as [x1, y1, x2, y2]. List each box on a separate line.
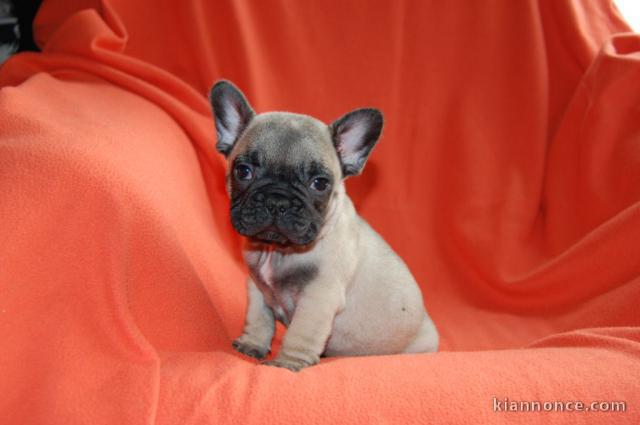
[1, 0, 41, 63]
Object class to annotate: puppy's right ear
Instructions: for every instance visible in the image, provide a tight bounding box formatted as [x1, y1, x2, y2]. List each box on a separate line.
[209, 80, 255, 156]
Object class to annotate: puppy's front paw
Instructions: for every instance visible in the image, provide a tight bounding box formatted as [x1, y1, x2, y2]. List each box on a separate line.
[232, 338, 270, 360]
[262, 358, 308, 372]
[261, 353, 318, 372]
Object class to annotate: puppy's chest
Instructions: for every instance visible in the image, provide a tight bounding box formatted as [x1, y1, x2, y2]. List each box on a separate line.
[246, 250, 318, 326]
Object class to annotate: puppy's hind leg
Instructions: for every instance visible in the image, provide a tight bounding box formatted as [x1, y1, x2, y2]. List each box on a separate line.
[403, 313, 439, 354]
[232, 278, 275, 360]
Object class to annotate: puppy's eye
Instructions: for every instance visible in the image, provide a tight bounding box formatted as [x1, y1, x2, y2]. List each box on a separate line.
[234, 164, 254, 181]
[310, 177, 330, 192]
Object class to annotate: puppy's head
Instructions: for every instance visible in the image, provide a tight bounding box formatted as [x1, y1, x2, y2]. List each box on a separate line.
[209, 80, 383, 247]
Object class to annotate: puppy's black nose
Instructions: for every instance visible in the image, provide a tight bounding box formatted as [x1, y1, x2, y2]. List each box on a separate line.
[265, 194, 291, 216]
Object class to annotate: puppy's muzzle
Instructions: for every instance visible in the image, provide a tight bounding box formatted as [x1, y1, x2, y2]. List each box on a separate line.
[231, 188, 319, 245]
[262, 193, 292, 216]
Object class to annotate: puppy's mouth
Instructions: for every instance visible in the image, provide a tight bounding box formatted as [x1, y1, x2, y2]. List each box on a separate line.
[254, 228, 290, 245]
[239, 222, 318, 247]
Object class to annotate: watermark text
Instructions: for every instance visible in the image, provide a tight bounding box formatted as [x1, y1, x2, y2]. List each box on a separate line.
[492, 397, 627, 413]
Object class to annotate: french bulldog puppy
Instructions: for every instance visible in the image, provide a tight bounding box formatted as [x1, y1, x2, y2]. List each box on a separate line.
[209, 80, 438, 371]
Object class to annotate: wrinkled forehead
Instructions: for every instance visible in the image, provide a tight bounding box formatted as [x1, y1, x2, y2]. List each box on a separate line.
[233, 113, 339, 172]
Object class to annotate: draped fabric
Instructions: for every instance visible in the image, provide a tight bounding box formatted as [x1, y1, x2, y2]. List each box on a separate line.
[1, 1, 639, 423]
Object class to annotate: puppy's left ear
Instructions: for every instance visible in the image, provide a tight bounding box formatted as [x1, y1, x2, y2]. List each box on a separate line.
[330, 108, 383, 177]
[209, 80, 255, 157]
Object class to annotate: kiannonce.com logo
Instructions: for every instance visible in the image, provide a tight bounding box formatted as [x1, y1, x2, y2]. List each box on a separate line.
[492, 397, 627, 413]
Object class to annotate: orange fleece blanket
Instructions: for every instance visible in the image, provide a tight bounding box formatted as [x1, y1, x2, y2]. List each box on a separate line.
[1, 1, 639, 424]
